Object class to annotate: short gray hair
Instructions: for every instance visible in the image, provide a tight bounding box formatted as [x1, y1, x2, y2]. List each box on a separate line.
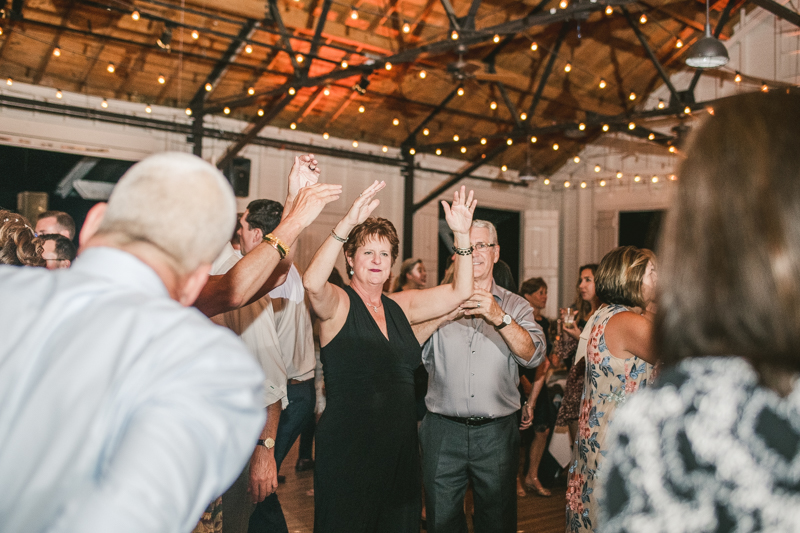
[471, 219, 498, 244]
[98, 152, 237, 273]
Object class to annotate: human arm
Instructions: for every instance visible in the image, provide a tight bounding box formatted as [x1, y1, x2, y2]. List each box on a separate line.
[520, 358, 551, 429]
[303, 180, 386, 336]
[604, 311, 657, 364]
[390, 186, 476, 324]
[248, 400, 281, 503]
[195, 181, 342, 317]
[461, 289, 544, 364]
[411, 306, 463, 344]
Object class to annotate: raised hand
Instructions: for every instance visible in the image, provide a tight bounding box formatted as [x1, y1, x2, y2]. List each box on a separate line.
[287, 154, 321, 199]
[341, 180, 386, 228]
[285, 182, 342, 229]
[442, 185, 477, 235]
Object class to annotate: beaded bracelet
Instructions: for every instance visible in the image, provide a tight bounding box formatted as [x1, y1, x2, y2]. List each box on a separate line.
[452, 245, 474, 256]
[262, 233, 290, 260]
[330, 229, 348, 243]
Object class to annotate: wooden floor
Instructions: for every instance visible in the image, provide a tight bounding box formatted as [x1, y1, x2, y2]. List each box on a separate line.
[277, 441, 567, 533]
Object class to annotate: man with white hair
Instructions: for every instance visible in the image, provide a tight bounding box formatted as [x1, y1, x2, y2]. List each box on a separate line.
[0, 152, 342, 533]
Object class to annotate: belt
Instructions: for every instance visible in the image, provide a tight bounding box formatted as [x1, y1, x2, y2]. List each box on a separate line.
[439, 414, 498, 427]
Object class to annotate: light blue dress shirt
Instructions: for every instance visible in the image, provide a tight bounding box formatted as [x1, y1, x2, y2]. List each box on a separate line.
[0, 247, 266, 533]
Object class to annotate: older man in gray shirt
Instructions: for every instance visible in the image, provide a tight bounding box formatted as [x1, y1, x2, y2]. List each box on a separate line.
[419, 219, 546, 533]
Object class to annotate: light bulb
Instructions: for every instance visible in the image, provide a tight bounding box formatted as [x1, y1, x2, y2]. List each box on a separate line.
[392, 118, 399, 126]
[530, 42, 538, 51]
[158, 74, 166, 84]
[419, 70, 426, 79]
[205, 83, 213, 92]
[629, 91, 636, 100]
[457, 87, 465, 96]
[191, 30, 199, 39]
[436, 149, 442, 155]
[423, 128, 430, 136]
[350, 9, 358, 20]
[323, 86, 330, 95]
[56, 89, 63, 99]
[224, 107, 231, 114]
[652, 175, 659, 183]
[658, 99, 665, 109]
[530, 136, 537, 143]
[669, 174, 677, 181]
[352, 140, 359, 147]
[53, 48, 61, 57]
[501, 165, 508, 171]
[559, 0, 568, 8]
[409, 148, 416, 155]
[520, 112, 527, 120]
[480, 138, 487, 145]
[451, 30, 459, 40]
[573, 156, 580, 163]
[544, 178, 550, 185]
[490, 101, 497, 110]
[669, 146, 677, 153]
[296, 54, 304, 63]
[145, 104, 152, 113]
[762, 84, 769, 92]
[101, 99, 108, 108]
[258, 109, 264, 116]
[648, 133, 655, 140]
[402, 23, 411, 33]
[599, 78, 607, 89]
[639, 14, 647, 24]
[506, 139, 513, 145]
[288, 87, 296, 95]
[675, 39, 683, 48]
[323, 132, 329, 139]
[605, 5, 613, 15]
[578, 122, 585, 131]
[358, 105, 365, 113]
[382, 146, 388, 152]
[564, 181, 571, 188]
[600, 180, 606, 187]
[245, 44, 253, 54]
[593, 165, 600, 173]
[4, 78, 9, 86]
[185, 107, 192, 116]
[453, 134, 459, 141]
[602, 124, 609, 132]
[634, 175, 641, 182]
[385, 62, 392, 70]
[734, 72, 742, 83]
[552, 143, 559, 150]
[684, 106, 691, 114]
[616, 171, 623, 178]
[564, 62, 572, 73]
[107, 63, 115, 73]
[581, 181, 587, 188]
[628, 122, 636, 130]
[341, 60, 349, 69]
[460, 146, 467, 153]
[131, 10, 140, 20]
[248, 87, 255, 95]
[493, 34, 500, 43]
[290, 122, 296, 129]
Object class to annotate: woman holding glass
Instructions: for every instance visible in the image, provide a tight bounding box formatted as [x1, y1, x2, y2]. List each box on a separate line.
[303, 182, 477, 533]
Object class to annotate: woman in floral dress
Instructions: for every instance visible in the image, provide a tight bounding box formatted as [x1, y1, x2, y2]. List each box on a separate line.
[565, 246, 658, 533]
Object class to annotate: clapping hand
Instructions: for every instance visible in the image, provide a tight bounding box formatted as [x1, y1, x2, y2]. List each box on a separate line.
[442, 185, 477, 235]
[287, 154, 321, 200]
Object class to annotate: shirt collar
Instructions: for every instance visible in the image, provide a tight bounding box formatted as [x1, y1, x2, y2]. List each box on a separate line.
[489, 280, 505, 303]
[71, 247, 170, 298]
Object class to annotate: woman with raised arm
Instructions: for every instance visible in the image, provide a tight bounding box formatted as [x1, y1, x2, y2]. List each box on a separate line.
[303, 182, 476, 533]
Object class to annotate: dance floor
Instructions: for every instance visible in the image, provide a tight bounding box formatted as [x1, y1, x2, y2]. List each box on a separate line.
[277, 441, 567, 533]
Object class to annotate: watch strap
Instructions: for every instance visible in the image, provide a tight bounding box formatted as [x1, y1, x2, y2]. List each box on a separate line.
[496, 314, 512, 330]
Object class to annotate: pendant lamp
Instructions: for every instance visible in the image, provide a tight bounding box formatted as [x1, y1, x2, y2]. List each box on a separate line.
[685, 0, 729, 68]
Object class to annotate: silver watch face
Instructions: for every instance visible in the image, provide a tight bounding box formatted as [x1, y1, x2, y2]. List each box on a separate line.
[503, 314, 512, 325]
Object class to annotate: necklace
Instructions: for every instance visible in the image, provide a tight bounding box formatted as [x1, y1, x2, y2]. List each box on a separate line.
[352, 284, 383, 313]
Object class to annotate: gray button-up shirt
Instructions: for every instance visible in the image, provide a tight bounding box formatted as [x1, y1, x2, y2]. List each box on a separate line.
[422, 281, 546, 418]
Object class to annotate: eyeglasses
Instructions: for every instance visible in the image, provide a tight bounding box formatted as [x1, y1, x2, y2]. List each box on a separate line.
[472, 242, 497, 251]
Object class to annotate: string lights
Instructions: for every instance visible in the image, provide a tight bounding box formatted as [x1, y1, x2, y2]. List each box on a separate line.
[419, 70, 427, 79]
[158, 74, 166, 84]
[131, 10, 140, 20]
[323, 132, 330, 139]
[53, 48, 61, 57]
[248, 87, 255, 95]
[101, 99, 108, 108]
[191, 30, 199, 39]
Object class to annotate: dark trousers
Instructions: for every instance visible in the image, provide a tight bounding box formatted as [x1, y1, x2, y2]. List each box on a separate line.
[248, 379, 315, 533]
[420, 413, 519, 533]
[297, 403, 315, 461]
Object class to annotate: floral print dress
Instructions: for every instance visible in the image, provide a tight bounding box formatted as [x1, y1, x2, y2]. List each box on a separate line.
[565, 304, 656, 533]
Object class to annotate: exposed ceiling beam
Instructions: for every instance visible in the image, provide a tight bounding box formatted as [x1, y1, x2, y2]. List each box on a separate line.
[527, 22, 570, 121]
[268, 0, 301, 74]
[497, 81, 523, 129]
[621, 6, 682, 104]
[190, 19, 258, 109]
[217, 92, 297, 169]
[750, 0, 800, 26]
[402, 85, 461, 146]
[440, 0, 461, 30]
[482, 0, 549, 66]
[32, 0, 77, 85]
[366, 0, 399, 33]
[308, 0, 334, 65]
[295, 85, 326, 124]
[638, 0, 730, 39]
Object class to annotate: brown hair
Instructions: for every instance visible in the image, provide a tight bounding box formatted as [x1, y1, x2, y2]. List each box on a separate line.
[0, 212, 45, 267]
[37, 210, 76, 240]
[575, 263, 599, 322]
[519, 277, 547, 296]
[595, 246, 654, 309]
[655, 92, 800, 386]
[342, 217, 399, 278]
[392, 257, 422, 292]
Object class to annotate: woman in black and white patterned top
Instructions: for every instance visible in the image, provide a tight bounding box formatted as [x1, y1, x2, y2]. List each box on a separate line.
[599, 93, 800, 532]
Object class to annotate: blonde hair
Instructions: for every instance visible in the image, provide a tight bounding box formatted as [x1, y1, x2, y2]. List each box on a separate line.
[0, 211, 44, 267]
[97, 153, 237, 274]
[595, 246, 654, 309]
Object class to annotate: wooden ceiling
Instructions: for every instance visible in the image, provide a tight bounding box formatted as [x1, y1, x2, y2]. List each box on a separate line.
[0, 0, 747, 174]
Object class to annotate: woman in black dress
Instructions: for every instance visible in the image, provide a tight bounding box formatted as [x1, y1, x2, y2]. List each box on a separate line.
[303, 181, 477, 533]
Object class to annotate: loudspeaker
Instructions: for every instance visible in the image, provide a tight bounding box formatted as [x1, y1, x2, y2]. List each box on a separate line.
[223, 157, 251, 198]
[17, 192, 48, 223]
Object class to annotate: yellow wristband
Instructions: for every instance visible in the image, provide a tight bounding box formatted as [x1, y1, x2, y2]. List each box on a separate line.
[262, 233, 289, 260]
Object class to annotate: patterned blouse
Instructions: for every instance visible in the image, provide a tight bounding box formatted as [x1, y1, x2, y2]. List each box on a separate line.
[599, 356, 800, 533]
[565, 304, 656, 532]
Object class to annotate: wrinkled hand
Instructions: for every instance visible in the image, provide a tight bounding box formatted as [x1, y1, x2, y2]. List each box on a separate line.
[285, 182, 342, 229]
[519, 401, 535, 430]
[442, 185, 477, 235]
[248, 446, 278, 503]
[461, 287, 503, 326]
[287, 154, 321, 199]
[342, 180, 386, 228]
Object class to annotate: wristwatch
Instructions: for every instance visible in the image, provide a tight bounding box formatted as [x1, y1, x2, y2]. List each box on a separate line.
[257, 438, 275, 450]
[496, 313, 512, 330]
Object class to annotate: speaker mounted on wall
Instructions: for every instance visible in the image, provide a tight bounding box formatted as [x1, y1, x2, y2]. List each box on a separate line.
[222, 157, 251, 198]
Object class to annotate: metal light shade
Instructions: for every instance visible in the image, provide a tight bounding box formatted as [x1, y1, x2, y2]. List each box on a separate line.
[686, 31, 729, 68]
[685, 0, 729, 69]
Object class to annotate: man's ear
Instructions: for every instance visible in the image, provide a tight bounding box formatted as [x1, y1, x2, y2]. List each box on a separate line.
[252, 228, 263, 247]
[178, 264, 212, 307]
[79, 203, 107, 247]
[492, 245, 501, 264]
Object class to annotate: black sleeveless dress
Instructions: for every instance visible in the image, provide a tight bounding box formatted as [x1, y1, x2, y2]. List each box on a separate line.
[314, 286, 422, 533]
